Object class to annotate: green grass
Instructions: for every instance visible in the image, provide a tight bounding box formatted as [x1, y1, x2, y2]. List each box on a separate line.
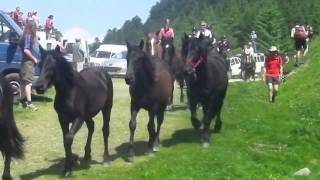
[2, 39, 320, 179]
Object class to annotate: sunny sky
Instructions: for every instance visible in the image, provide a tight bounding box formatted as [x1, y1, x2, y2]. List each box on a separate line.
[3, 0, 159, 42]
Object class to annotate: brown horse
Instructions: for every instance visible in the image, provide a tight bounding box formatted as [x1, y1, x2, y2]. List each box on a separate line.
[144, 32, 162, 59]
[125, 40, 173, 161]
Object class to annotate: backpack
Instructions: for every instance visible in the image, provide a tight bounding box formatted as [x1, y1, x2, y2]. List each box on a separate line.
[294, 26, 307, 39]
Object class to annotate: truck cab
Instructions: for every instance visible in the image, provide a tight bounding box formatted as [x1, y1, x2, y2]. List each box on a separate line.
[0, 10, 23, 98]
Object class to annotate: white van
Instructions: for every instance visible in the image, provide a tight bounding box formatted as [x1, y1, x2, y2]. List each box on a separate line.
[90, 44, 127, 65]
[229, 53, 265, 78]
[88, 44, 128, 77]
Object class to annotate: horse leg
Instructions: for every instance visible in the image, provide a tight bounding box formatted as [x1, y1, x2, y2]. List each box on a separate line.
[213, 109, 223, 133]
[153, 110, 165, 152]
[128, 102, 139, 161]
[201, 97, 223, 147]
[63, 118, 84, 177]
[147, 111, 156, 154]
[83, 119, 94, 162]
[179, 78, 185, 103]
[102, 103, 112, 165]
[2, 155, 12, 180]
[190, 98, 201, 130]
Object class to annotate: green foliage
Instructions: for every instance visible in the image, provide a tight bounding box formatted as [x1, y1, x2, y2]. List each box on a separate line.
[102, 0, 317, 54]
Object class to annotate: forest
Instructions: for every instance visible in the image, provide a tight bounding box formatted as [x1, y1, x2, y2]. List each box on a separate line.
[99, 0, 319, 53]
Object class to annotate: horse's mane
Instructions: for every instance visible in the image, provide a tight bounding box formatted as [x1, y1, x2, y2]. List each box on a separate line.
[141, 52, 156, 84]
[44, 50, 76, 88]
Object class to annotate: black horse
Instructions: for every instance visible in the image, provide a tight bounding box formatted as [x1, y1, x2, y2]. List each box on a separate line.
[34, 46, 113, 177]
[0, 74, 24, 180]
[125, 40, 173, 160]
[241, 54, 256, 81]
[161, 38, 186, 105]
[182, 34, 228, 146]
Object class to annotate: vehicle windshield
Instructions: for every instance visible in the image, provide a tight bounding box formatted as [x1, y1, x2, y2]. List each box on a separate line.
[95, 51, 112, 58]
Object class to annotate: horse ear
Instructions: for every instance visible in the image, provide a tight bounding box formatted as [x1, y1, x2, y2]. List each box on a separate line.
[139, 40, 144, 50]
[55, 45, 61, 53]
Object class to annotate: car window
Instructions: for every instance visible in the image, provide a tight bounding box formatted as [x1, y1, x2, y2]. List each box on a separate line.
[0, 16, 13, 42]
[96, 51, 111, 58]
[112, 51, 127, 59]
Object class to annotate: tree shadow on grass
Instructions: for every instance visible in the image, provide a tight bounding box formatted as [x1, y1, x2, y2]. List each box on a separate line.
[112, 141, 149, 162]
[20, 157, 100, 180]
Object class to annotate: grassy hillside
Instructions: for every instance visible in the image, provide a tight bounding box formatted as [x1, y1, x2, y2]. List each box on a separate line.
[2, 39, 320, 179]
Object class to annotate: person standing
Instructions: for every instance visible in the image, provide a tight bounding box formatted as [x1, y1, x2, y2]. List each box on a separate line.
[13, 7, 24, 28]
[263, 46, 284, 103]
[45, 15, 54, 40]
[31, 10, 39, 28]
[72, 38, 85, 72]
[19, 20, 40, 111]
[250, 30, 258, 52]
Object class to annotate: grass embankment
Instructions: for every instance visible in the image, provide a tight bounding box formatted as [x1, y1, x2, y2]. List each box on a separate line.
[2, 39, 320, 179]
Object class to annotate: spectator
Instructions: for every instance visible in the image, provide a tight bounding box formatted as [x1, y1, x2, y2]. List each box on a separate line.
[72, 38, 85, 72]
[263, 46, 284, 103]
[31, 10, 39, 28]
[45, 15, 54, 40]
[19, 20, 40, 111]
[291, 24, 308, 66]
[250, 30, 258, 52]
[158, 18, 175, 45]
[13, 7, 24, 28]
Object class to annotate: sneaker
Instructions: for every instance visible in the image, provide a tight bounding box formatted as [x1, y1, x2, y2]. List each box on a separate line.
[26, 103, 38, 111]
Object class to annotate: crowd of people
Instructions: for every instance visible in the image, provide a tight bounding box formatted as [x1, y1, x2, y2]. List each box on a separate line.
[7, 7, 54, 40]
[156, 18, 314, 103]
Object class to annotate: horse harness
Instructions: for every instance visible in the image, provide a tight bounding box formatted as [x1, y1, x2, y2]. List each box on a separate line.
[187, 56, 205, 80]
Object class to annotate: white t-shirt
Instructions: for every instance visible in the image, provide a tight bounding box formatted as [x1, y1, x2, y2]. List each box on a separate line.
[196, 29, 212, 39]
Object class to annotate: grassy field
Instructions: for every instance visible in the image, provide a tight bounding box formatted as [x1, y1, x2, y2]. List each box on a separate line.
[2, 40, 320, 179]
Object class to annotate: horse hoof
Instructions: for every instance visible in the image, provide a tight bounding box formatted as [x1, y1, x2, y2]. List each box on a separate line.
[127, 156, 134, 162]
[153, 146, 160, 152]
[64, 171, 72, 177]
[102, 161, 110, 167]
[71, 154, 81, 166]
[202, 142, 210, 148]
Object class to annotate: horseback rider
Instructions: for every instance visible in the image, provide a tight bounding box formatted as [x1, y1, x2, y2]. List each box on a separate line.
[189, 26, 198, 38]
[291, 24, 308, 66]
[196, 21, 216, 44]
[217, 35, 231, 71]
[158, 18, 175, 46]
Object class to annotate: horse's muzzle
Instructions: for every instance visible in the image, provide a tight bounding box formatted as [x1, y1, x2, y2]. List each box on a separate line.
[125, 76, 134, 85]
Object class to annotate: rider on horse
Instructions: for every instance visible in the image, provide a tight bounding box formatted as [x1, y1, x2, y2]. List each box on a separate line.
[158, 18, 175, 46]
[196, 21, 216, 44]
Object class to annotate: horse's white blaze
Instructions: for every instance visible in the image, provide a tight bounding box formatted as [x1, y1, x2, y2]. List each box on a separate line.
[150, 38, 155, 56]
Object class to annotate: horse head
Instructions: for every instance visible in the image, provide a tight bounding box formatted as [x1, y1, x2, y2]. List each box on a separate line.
[125, 40, 155, 85]
[34, 45, 72, 94]
[182, 33, 211, 77]
[144, 32, 161, 58]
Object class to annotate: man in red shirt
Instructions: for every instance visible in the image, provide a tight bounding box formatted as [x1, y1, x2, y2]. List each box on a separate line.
[263, 46, 284, 102]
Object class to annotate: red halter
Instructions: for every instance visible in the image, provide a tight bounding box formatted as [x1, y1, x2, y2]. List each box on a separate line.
[186, 56, 204, 80]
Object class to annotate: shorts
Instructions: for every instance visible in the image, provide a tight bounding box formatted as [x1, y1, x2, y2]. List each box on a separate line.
[295, 38, 307, 51]
[20, 60, 35, 85]
[266, 76, 280, 85]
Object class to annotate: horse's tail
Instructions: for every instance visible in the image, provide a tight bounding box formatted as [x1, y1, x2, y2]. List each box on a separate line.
[0, 116, 25, 159]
